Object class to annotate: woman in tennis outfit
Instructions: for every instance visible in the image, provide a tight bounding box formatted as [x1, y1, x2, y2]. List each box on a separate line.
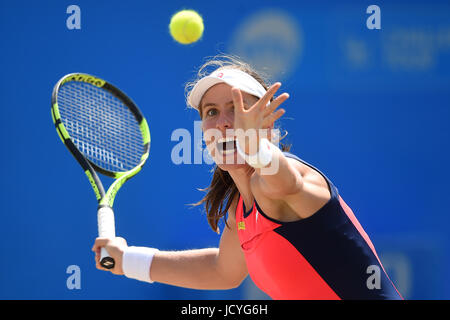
[93, 56, 402, 300]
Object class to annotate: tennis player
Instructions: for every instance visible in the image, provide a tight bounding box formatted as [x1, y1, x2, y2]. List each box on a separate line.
[93, 55, 402, 300]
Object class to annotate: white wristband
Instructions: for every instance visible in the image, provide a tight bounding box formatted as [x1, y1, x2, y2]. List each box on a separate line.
[122, 246, 159, 283]
[236, 137, 274, 169]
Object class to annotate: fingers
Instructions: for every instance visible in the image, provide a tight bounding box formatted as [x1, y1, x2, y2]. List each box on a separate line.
[262, 108, 286, 128]
[92, 237, 110, 253]
[264, 92, 289, 117]
[92, 237, 112, 271]
[258, 82, 282, 110]
[262, 90, 289, 128]
[95, 255, 104, 270]
[94, 251, 107, 271]
[231, 87, 245, 113]
[232, 82, 288, 129]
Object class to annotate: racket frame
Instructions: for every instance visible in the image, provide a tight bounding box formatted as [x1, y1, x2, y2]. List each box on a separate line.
[51, 73, 150, 269]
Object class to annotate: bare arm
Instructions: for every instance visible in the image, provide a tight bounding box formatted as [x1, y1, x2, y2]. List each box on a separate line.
[93, 205, 248, 290]
[254, 147, 304, 198]
[151, 210, 247, 289]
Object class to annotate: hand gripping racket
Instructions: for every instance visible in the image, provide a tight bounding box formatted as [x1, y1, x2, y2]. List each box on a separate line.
[51, 73, 150, 269]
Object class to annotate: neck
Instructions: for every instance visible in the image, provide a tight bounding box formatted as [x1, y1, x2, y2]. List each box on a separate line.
[227, 165, 255, 209]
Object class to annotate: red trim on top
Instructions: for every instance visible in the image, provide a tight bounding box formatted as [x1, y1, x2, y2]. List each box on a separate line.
[338, 196, 404, 299]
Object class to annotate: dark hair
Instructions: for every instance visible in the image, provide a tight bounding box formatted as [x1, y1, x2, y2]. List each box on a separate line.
[186, 54, 290, 232]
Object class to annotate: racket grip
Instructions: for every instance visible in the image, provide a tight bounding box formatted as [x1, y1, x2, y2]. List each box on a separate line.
[97, 206, 116, 269]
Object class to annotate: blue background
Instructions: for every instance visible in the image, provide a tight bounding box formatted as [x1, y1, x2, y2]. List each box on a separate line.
[0, 0, 449, 299]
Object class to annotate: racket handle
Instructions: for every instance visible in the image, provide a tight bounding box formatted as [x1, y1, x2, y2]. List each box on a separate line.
[97, 205, 116, 269]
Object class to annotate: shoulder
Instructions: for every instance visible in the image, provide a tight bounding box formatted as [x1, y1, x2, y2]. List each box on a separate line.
[284, 152, 329, 188]
[283, 152, 312, 175]
[252, 151, 332, 220]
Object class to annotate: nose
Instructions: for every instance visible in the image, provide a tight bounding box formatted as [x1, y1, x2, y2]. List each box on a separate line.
[215, 110, 233, 131]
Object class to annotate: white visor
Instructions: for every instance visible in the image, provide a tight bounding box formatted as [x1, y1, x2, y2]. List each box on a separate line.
[188, 68, 267, 110]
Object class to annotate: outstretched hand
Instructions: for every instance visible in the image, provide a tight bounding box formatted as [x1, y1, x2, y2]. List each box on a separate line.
[232, 82, 289, 155]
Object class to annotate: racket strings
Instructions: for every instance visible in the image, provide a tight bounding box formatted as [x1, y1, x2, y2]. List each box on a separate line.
[57, 82, 144, 172]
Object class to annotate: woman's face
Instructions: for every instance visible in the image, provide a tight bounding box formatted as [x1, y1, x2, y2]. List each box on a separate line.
[200, 82, 258, 171]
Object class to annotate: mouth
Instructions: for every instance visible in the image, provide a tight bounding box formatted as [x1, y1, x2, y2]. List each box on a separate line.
[216, 136, 237, 155]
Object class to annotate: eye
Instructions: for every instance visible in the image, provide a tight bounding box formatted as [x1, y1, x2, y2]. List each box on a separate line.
[205, 108, 218, 117]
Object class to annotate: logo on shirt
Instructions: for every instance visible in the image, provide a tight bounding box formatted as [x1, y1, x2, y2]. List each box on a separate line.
[238, 221, 246, 230]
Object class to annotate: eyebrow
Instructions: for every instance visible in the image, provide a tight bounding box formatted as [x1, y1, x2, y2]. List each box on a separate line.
[201, 101, 234, 109]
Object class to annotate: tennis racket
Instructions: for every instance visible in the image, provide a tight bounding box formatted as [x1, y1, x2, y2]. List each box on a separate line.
[51, 73, 150, 269]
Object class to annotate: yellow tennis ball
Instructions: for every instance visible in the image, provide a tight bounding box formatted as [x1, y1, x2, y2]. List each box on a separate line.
[169, 10, 204, 44]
